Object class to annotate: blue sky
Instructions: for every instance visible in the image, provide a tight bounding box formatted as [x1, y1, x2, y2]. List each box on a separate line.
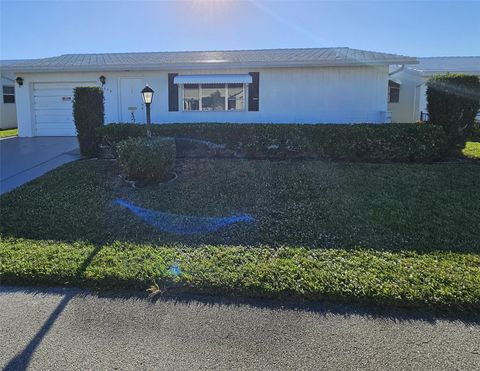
[1, 0, 479, 60]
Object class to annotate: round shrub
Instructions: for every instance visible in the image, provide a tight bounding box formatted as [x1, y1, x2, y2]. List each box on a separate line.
[116, 137, 176, 183]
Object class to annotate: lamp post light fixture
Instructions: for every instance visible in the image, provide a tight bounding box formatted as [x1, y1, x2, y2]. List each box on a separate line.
[141, 85, 154, 138]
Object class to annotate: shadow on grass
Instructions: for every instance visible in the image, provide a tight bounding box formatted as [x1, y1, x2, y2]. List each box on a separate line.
[75, 244, 104, 277]
[2, 157, 480, 253]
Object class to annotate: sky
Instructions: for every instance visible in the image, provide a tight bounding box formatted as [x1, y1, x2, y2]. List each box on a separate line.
[1, 0, 479, 60]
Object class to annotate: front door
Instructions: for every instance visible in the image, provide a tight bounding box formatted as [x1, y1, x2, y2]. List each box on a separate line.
[120, 78, 145, 123]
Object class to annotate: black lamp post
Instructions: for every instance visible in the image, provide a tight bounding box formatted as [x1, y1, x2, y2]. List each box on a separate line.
[141, 85, 154, 138]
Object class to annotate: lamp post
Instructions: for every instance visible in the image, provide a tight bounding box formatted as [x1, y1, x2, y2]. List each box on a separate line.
[141, 85, 154, 138]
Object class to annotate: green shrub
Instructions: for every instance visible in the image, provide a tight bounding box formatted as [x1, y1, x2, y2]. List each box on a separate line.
[116, 137, 176, 182]
[97, 123, 446, 163]
[73, 87, 104, 157]
[426, 74, 480, 155]
[466, 121, 480, 141]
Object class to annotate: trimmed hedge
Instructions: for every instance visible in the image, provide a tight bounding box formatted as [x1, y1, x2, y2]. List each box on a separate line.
[427, 74, 480, 155]
[97, 123, 446, 162]
[467, 122, 480, 141]
[116, 137, 176, 183]
[73, 87, 104, 157]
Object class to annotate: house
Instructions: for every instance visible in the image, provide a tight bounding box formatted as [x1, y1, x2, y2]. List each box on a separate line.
[0, 60, 20, 130]
[388, 56, 480, 123]
[2, 48, 417, 137]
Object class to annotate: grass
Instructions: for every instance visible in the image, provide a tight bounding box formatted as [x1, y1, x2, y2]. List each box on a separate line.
[1, 159, 479, 252]
[1, 158, 480, 310]
[1, 239, 479, 310]
[463, 141, 480, 159]
[0, 128, 18, 138]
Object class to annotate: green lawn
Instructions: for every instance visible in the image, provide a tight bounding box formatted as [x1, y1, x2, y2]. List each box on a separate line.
[0, 128, 18, 138]
[1, 158, 480, 310]
[463, 141, 480, 159]
[2, 159, 479, 251]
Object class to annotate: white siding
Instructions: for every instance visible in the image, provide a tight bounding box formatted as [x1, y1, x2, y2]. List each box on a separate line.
[16, 65, 390, 137]
[388, 70, 423, 123]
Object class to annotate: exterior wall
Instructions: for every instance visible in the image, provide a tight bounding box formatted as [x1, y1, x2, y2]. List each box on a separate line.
[0, 76, 17, 129]
[16, 65, 390, 137]
[390, 69, 480, 123]
[388, 70, 424, 123]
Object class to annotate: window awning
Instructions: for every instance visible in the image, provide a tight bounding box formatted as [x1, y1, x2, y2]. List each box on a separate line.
[173, 74, 253, 84]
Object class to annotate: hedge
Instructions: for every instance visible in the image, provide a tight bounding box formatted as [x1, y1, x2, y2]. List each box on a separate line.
[427, 74, 480, 155]
[73, 87, 104, 157]
[97, 123, 446, 162]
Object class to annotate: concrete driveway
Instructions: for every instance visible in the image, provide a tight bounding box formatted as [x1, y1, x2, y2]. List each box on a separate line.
[0, 137, 80, 195]
[1, 286, 479, 370]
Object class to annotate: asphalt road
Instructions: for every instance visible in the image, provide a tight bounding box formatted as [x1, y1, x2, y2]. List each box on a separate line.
[1, 285, 479, 370]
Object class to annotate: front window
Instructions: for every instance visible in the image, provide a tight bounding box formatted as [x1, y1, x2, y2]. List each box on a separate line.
[2, 86, 15, 104]
[202, 84, 225, 111]
[184, 84, 200, 111]
[388, 80, 400, 103]
[183, 83, 245, 111]
[228, 83, 244, 110]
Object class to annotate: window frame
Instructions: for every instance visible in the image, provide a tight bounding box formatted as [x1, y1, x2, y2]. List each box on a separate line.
[181, 83, 247, 112]
[2, 85, 15, 104]
[388, 80, 400, 104]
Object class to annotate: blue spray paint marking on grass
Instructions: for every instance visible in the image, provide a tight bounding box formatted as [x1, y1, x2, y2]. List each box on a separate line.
[169, 264, 182, 277]
[113, 199, 255, 236]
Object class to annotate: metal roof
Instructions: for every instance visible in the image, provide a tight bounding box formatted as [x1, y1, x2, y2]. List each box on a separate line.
[2, 48, 417, 73]
[1, 59, 39, 79]
[407, 56, 480, 75]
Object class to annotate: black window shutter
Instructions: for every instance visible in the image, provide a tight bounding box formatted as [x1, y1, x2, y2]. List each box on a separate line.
[248, 72, 259, 111]
[168, 73, 179, 111]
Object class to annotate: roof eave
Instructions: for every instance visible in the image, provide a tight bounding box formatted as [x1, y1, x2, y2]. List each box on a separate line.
[419, 70, 480, 77]
[7, 58, 418, 74]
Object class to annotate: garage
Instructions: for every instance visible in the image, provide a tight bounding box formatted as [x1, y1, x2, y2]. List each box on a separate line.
[33, 82, 96, 136]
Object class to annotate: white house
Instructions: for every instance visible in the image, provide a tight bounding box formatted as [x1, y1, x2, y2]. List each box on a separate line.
[2, 48, 417, 137]
[0, 60, 21, 129]
[388, 56, 480, 123]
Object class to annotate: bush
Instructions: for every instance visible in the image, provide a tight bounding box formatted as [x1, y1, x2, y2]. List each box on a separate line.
[426, 74, 480, 155]
[466, 121, 480, 141]
[116, 137, 176, 183]
[73, 87, 104, 157]
[97, 123, 446, 163]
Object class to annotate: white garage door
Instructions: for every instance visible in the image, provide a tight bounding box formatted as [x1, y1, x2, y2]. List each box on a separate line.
[33, 82, 97, 136]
